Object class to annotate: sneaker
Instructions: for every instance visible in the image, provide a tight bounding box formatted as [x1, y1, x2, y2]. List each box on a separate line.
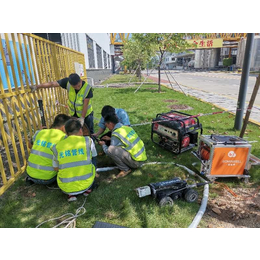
[83, 189, 92, 197]
[68, 195, 77, 202]
[116, 169, 132, 179]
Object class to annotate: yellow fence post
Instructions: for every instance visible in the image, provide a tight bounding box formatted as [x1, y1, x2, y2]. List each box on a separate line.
[0, 33, 87, 195]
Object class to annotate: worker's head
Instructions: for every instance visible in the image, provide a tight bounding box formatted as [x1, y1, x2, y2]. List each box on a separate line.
[69, 73, 82, 90]
[104, 114, 119, 131]
[50, 114, 71, 132]
[65, 119, 83, 136]
[101, 105, 115, 118]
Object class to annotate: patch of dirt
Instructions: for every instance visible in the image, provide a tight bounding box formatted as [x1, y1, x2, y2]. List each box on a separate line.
[168, 104, 193, 110]
[163, 99, 178, 103]
[201, 185, 260, 228]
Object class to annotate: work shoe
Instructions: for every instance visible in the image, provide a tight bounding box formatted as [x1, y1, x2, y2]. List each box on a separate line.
[68, 195, 77, 202]
[25, 176, 34, 186]
[83, 189, 92, 197]
[116, 169, 131, 179]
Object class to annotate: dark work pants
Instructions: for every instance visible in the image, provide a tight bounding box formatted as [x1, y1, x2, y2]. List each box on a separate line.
[84, 112, 94, 134]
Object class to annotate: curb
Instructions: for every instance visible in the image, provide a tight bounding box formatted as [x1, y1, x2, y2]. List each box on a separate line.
[160, 83, 260, 127]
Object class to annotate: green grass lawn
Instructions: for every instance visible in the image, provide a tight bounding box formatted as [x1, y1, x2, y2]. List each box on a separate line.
[0, 74, 259, 228]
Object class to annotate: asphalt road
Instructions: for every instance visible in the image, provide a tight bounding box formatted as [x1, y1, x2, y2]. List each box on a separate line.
[144, 69, 260, 124]
[149, 70, 260, 107]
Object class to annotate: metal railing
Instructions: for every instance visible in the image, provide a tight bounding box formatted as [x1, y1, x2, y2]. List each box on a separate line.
[0, 33, 86, 195]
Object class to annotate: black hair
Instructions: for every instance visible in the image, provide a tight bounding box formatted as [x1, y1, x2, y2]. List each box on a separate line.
[51, 114, 71, 128]
[68, 73, 81, 86]
[101, 105, 115, 118]
[104, 114, 119, 125]
[65, 119, 82, 135]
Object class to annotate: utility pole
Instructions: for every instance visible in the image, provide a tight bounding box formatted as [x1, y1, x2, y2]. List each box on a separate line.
[234, 33, 255, 130]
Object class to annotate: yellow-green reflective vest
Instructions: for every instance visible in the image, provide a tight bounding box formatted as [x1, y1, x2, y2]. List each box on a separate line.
[112, 126, 147, 162]
[52, 135, 95, 193]
[27, 129, 66, 180]
[67, 81, 93, 118]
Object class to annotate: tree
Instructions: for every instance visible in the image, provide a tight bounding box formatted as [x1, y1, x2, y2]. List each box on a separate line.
[122, 37, 155, 80]
[131, 33, 192, 92]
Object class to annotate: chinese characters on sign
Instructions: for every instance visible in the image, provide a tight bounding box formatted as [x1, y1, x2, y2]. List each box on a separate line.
[187, 39, 223, 49]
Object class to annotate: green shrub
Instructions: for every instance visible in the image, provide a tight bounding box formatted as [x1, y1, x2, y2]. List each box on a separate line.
[223, 58, 233, 67]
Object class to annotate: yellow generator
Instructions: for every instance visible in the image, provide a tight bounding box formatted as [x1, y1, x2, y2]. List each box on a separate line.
[192, 135, 251, 182]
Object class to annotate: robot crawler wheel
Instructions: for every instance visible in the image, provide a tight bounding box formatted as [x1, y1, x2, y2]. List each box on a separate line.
[158, 196, 174, 207]
[184, 189, 198, 203]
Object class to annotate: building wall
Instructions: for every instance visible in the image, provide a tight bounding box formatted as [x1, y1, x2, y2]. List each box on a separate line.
[60, 33, 112, 83]
[61, 33, 112, 70]
[86, 33, 111, 54]
[236, 36, 260, 70]
[194, 49, 219, 69]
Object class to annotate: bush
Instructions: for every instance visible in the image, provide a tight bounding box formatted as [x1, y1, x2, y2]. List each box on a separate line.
[223, 58, 233, 67]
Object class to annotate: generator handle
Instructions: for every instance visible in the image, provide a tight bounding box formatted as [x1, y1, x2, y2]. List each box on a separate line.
[170, 110, 202, 132]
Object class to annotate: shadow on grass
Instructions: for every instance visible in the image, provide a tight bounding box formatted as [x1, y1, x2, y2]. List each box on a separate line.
[0, 160, 203, 228]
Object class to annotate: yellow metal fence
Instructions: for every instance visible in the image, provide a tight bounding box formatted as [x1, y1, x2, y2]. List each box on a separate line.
[0, 33, 86, 195]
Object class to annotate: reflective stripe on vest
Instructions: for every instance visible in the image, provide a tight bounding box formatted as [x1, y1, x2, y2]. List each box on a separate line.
[133, 145, 145, 158]
[67, 81, 93, 117]
[112, 132, 141, 151]
[59, 172, 93, 183]
[112, 126, 147, 161]
[30, 149, 53, 159]
[28, 162, 54, 171]
[27, 129, 65, 180]
[55, 136, 95, 192]
[58, 136, 91, 168]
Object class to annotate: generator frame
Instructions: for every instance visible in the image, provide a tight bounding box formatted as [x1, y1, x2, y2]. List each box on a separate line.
[151, 110, 203, 154]
[192, 135, 251, 182]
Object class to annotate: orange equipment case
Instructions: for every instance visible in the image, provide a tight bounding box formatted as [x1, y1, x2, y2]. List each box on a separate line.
[192, 135, 251, 181]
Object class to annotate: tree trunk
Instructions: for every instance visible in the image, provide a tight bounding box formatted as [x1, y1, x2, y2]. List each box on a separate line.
[136, 63, 141, 81]
[158, 65, 161, 93]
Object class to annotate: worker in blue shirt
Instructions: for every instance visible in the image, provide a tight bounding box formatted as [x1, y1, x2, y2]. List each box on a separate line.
[92, 105, 130, 146]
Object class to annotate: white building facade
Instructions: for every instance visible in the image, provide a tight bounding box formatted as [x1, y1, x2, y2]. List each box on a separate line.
[61, 33, 112, 70]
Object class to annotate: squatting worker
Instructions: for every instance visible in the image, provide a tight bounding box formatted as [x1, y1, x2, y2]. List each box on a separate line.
[98, 114, 147, 179]
[52, 119, 97, 202]
[31, 73, 94, 134]
[26, 114, 71, 185]
[92, 105, 130, 146]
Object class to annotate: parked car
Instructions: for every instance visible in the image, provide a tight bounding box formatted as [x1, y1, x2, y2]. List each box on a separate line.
[188, 60, 195, 68]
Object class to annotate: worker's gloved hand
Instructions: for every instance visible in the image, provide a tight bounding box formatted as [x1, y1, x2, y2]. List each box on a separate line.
[78, 117, 85, 126]
[30, 85, 37, 92]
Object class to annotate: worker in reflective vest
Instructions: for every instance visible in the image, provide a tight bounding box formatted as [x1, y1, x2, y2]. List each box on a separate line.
[52, 119, 97, 202]
[98, 114, 147, 179]
[26, 114, 71, 185]
[92, 105, 130, 146]
[32, 73, 94, 134]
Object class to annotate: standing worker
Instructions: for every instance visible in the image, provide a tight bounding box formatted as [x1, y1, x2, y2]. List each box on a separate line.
[98, 114, 147, 178]
[92, 105, 130, 146]
[31, 73, 94, 134]
[26, 114, 71, 185]
[52, 119, 97, 202]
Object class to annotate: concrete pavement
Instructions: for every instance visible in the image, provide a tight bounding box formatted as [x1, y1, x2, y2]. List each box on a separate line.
[144, 70, 260, 125]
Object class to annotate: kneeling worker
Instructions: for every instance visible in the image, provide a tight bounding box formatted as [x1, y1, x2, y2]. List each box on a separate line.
[26, 114, 71, 185]
[98, 114, 147, 178]
[92, 105, 130, 146]
[52, 119, 97, 202]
